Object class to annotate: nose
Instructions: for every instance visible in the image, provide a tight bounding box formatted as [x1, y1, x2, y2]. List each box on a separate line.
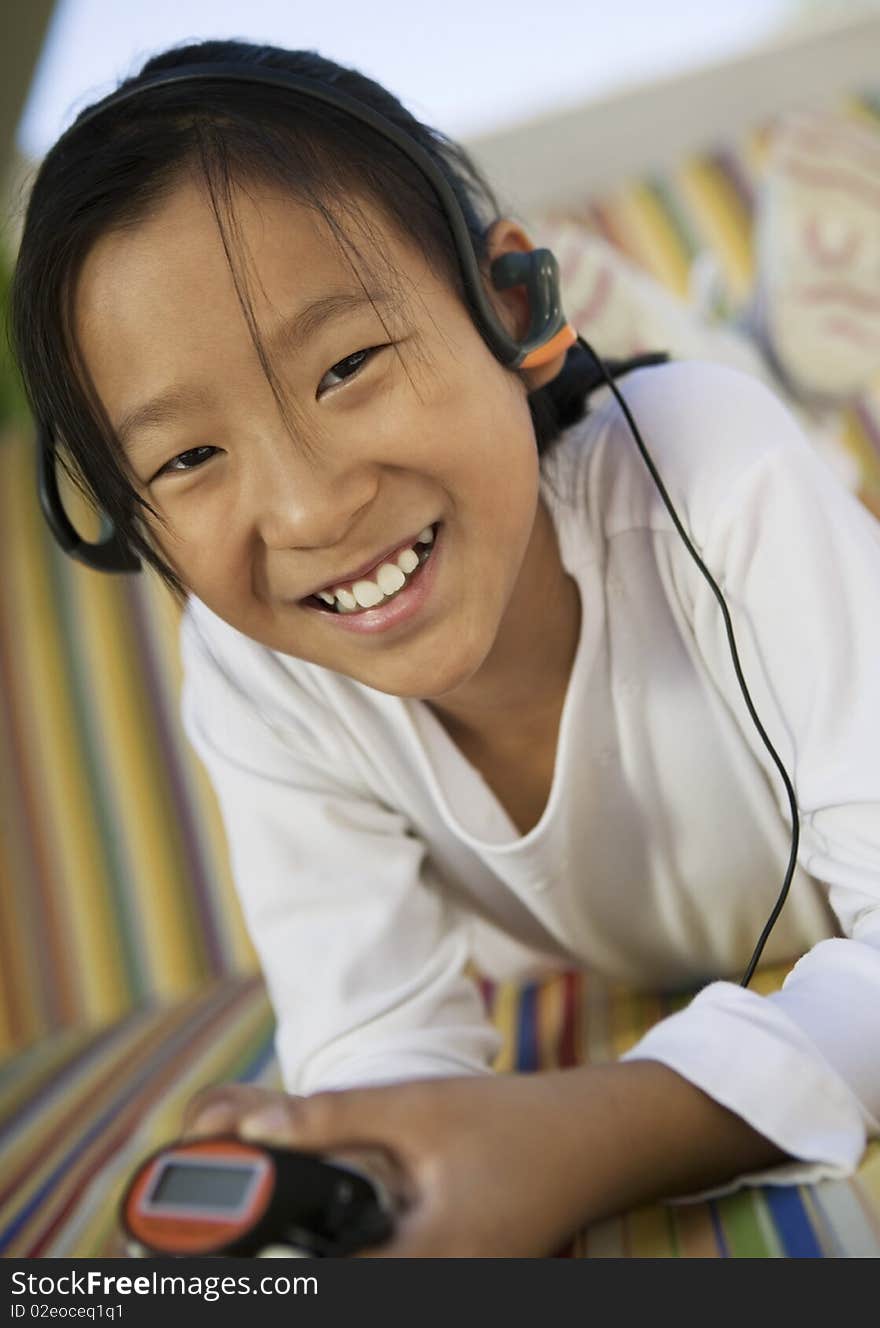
[250, 431, 380, 552]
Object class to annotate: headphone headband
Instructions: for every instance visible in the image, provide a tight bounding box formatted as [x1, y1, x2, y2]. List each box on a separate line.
[99, 65, 527, 366]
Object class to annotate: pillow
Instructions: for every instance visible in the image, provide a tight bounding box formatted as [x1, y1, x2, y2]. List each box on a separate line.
[747, 107, 880, 402]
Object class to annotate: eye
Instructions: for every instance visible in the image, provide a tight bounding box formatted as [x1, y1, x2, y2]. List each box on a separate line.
[318, 344, 388, 396]
[155, 445, 218, 479]
[151, 345, 390, 481]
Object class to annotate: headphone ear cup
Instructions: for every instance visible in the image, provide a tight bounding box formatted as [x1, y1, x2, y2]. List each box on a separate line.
[490, 250, 535, 291]
[489, 248, 574, 368]
[37, 425, 142, 573]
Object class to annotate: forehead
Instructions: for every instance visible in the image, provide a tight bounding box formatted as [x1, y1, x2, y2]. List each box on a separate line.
[71, 175, 436, 452]
[75, 174, 415, 341]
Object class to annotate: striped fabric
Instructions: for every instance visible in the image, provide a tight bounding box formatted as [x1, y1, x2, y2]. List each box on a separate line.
[2, 90, 880, 1256]
[0, 436, 256, 1053]
[2, 965, 878, 1258]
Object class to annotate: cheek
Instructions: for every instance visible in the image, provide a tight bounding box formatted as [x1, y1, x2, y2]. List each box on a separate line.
[466, 392, 540, 510]
[424, 363, 536, 484]
[137, 499, 241, 596]
[397, 326, 530, 440]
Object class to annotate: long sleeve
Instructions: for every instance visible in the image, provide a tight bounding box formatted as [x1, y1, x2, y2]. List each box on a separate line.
[178, 610, 502, 1096]
[620, 369, 880, 1192]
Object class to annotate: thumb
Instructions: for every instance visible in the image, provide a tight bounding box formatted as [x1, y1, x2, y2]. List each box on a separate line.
[182, 1084, 305, 1137]
[237, 1085, 377, 1148]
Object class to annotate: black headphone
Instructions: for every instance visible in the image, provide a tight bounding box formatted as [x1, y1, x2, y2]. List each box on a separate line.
[34, 62, 799, 987]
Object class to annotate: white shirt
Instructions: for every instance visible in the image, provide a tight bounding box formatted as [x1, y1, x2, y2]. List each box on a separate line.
[179, 360, 880, 1194]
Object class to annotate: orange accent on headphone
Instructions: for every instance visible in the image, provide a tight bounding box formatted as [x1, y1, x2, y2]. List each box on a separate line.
[519, 322, 578, 370]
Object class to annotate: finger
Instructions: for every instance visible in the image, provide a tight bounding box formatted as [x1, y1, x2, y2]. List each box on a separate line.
[182, 1084, 300, 1138]
[328, 1146, 414, 1210]
[355, 1209, 438, 1259]
[239, 1085, 395, 1150]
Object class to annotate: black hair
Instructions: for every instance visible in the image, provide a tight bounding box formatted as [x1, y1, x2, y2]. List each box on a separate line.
[9, 38, 598, 607]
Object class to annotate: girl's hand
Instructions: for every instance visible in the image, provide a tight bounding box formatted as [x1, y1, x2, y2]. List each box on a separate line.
[179, 1059, 788, 1258]
[181, 1073, 593, 1257]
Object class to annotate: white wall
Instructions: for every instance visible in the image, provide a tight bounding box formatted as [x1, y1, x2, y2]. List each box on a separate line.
[464, 7, 880, 216]
[16, 0, 800, 160]
[6, 1, 879, 243]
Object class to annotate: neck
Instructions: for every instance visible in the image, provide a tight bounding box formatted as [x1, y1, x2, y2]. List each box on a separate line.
[424, 495, 581, 747]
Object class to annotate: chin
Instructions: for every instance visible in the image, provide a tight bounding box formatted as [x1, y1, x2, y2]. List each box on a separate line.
[357, 651, 486, 703]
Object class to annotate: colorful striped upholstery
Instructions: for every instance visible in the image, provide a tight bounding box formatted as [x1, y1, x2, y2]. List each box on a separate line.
[2, 965, 879, 1257]
[2, 91, 880, 1256]
[0, 440, 256, 1050]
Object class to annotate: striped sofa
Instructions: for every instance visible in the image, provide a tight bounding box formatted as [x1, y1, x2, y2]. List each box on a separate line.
[2, 97, 880, 1258]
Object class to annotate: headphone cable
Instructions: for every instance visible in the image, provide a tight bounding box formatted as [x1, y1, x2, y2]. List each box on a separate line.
[578, 335, 800, 988]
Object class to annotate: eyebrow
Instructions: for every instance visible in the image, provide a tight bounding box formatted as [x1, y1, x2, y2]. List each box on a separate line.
[114, 289, 390, 452]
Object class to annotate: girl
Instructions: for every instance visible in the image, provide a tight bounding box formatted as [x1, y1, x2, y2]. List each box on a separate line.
[10, 39, 880, 1258]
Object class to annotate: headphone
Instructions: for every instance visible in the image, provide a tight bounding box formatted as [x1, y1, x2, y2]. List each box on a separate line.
[35, 63, 799, 988]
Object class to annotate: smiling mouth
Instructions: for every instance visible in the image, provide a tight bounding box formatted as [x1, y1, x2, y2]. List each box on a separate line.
[303, 524, 439, 614]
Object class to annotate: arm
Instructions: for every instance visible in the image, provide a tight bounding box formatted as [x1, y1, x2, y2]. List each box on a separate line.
[544, 1059, 788, 1216]
[178, 605, 502, 1096]
[182, 1054, 789, 1257]
[177, 609, 792, 1252]
[618, 366, 880, 1191]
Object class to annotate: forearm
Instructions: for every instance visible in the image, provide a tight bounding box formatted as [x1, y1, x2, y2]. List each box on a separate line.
[535, 1058, 790, 1230]
[174, 1061, 793, 1257]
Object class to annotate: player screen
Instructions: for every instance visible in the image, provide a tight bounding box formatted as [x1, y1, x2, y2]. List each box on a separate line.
[149, 1162, 253, 1210]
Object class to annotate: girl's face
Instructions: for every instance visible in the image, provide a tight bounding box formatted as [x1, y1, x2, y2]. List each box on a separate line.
[74, 176, 557, 700]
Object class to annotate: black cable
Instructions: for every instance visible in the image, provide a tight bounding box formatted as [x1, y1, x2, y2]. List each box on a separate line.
[578, 336, 800, 988]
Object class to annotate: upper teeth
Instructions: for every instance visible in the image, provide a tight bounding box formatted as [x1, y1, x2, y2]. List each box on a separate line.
[316, 526, 435, 610]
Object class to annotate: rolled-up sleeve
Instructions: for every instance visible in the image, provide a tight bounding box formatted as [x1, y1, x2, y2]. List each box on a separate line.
[179, 611, 502, 1095]
[620, 372, 880, 1192]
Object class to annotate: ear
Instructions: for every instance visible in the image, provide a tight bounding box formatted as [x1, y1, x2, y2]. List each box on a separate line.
[482, 218, 571, 391]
